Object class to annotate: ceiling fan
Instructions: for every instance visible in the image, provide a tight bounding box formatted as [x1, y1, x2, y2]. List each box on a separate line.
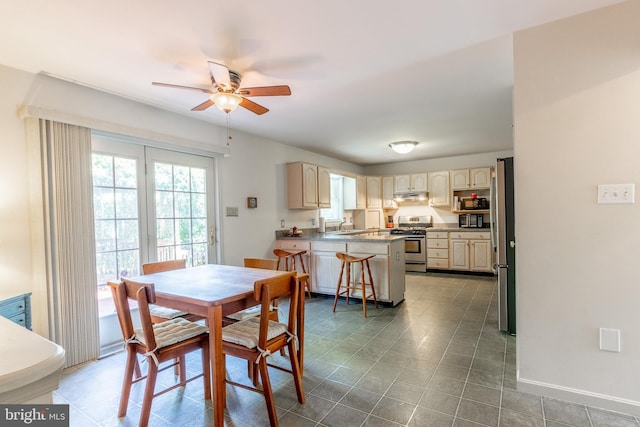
[152, 61, 291, 115]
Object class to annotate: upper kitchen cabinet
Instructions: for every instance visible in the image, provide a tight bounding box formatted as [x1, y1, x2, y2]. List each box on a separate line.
[382, 176, 397, 209]
[366, 176, 382, 209]
[470, 167, 492, 188]
[427, 171, 450, 207]
[343, 175, 367, 210]
[287, 162, 331, 209]
[394, 173, 428, 194]
[356, 175, 367, 209]
[450, 167, 492, 190]
[317, 166, 331, 207]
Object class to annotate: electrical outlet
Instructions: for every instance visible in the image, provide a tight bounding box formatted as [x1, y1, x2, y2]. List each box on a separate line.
[280, 219, 285, 228]
[311, 218, 315, 226]
[597, 184, 635, 204]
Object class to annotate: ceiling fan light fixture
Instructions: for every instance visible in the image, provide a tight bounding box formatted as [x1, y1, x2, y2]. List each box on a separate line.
[211, 92, 242, 113]
[389, 140, 418, 154]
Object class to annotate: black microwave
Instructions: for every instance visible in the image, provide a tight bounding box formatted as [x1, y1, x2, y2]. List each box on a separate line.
[459, 214, 484, 228]
[462, 198, 489, 210]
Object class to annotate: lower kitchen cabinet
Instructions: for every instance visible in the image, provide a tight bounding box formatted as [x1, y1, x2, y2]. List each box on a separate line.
[344, 240, 405, 305]
[427, 231, 449, 269]
[310, 241, 347, 295]
[309, 239, 405, 306]
[449, 231, 493, 272]
[470, 239, 493, 271]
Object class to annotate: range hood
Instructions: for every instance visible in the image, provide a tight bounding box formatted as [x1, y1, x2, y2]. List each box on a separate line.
[393, 192, 428, 202]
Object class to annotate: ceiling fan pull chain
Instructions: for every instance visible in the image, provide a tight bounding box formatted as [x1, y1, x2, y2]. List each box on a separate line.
[226, 113, 232, 147]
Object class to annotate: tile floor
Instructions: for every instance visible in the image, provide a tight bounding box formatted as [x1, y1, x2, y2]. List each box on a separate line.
[54, 273, 640, 426]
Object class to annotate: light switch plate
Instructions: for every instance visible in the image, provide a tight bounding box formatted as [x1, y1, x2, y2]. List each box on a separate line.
[597, 184, 635, 204]
[225, 207, 239, 217]
[599, 328, 621, 352]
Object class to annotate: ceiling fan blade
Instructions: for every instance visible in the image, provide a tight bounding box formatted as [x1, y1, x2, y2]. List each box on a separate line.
[208, 61, 232, 90]
[152, 82, 213, 94]
[191, 99, 215, 111]
[239, 85, 292, 97]
[239, 97, 269, 115]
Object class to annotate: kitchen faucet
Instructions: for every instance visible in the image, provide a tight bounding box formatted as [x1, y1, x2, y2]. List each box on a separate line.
[339, 220, 346, 231]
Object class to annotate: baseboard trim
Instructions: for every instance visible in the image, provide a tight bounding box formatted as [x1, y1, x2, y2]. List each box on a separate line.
[518, 377, 640, 417]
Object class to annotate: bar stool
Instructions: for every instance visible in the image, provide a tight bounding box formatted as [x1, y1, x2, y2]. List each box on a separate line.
[333, 252, 378, 317]
[273, 249, 312, 298]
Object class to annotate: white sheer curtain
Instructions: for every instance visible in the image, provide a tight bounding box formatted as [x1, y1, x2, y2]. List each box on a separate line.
[36, 119, 99, 367]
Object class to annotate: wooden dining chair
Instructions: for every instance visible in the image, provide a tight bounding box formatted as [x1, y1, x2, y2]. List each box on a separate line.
[243, 258, 278, 271]
[222, 272, 305, 426]
[141, 259, 203, 323]
[238, 258, 282, 383]
[108, 279, 211, 427]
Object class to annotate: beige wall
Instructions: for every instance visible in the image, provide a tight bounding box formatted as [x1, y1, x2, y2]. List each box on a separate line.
[514, 0, 640, 414]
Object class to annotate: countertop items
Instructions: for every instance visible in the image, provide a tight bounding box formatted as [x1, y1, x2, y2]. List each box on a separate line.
[0, 316, 65, 404]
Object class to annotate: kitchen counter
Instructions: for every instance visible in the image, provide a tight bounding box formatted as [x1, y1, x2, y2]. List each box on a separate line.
[275, 230, 406, 306]
[276, 230, 406, 242]
[0, 316, 65, 404]
[276, 227, 490, 241]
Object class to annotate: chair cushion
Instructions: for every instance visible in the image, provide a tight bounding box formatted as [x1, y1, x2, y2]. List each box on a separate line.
[222, 317, 287, 349]
[225, 305, 277, 321]
[149, 304, 189, 319]
[135, 317, 208, 349]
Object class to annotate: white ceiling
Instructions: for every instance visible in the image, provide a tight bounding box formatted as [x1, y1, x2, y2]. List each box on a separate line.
[0, 0, 625, 165]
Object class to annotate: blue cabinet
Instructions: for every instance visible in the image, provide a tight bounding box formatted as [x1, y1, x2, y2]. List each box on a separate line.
[0, 293, 32, 330]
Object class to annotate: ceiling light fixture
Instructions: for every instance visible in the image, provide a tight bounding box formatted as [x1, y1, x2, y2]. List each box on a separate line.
[389, 140, 418, 154]
[211, 92, 242, 113]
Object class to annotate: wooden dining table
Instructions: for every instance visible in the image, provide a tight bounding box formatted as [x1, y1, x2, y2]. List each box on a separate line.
[131, 263, 305, 427]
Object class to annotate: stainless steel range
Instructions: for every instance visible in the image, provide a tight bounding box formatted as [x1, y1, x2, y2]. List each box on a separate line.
[390, 215, 432, 272]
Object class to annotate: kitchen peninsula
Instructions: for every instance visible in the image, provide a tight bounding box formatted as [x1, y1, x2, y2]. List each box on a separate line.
[275, 230, 406, 306]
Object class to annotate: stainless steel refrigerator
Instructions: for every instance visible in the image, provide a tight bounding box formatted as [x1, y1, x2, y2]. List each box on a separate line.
[491, 157, 516, 335]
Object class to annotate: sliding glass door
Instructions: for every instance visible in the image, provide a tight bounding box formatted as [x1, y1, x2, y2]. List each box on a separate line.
[92, 135, 218, 320]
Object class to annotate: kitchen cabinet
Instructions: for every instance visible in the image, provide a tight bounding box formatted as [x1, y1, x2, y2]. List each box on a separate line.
[287, 162, 331, 209]
[427, 171, 450, 207]
[317, 166, 331, 208]
[449, 231, 493, 272]
[345, 240, 404, 305]
[470, 167, 492, 189]
[310, 241, 347, 295]
[343, 176, 356, 210]
[308, 239, 405, 305]
[394, 173, 427, 194]
[356, 175, 367, 209]
[382, 176, 397, 209]
[450, 167, 492, 190]
[366, 176, 382, 208]
[450, 169, 470, 190]
[426, 232, 449, 270]
[450, 166, 492, 212]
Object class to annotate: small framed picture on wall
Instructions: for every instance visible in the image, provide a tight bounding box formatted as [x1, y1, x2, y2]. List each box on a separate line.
[247, 197, 258, 209]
